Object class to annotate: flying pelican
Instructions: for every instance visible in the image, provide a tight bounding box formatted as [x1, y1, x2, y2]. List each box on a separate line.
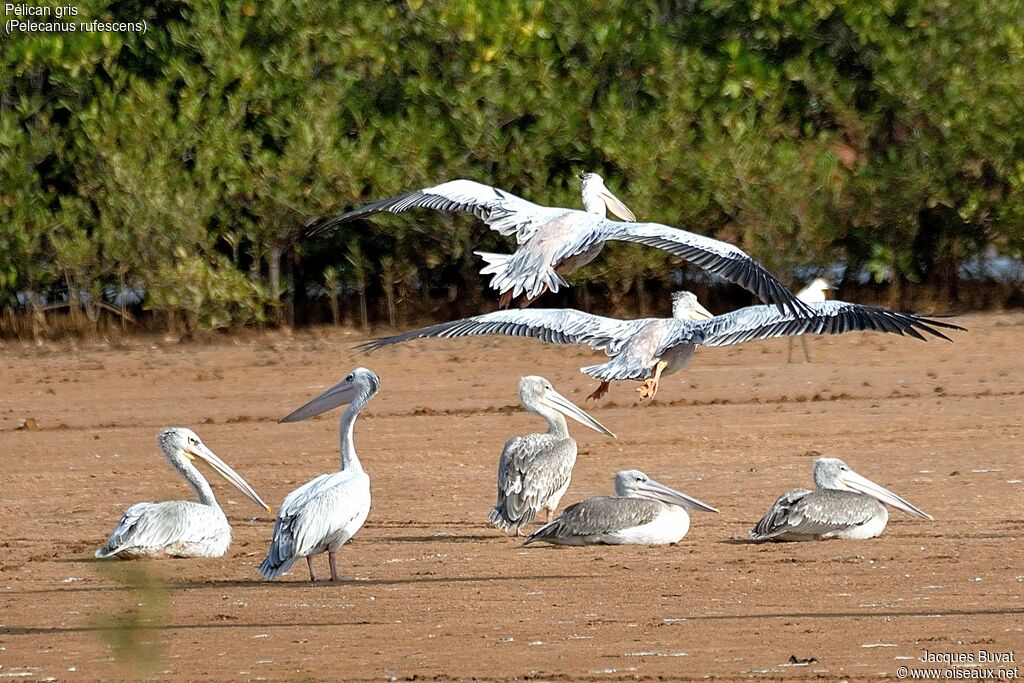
[260, 368, 377, 582]
[359, 291, 965, 402]
[307, 173, 810, 314]
[788, 277, 833, 363]
[95, 428, 270, 559]
[749, 457, 932, 541]
[490, 376, 616, 535]
[525, 469, 718, 546]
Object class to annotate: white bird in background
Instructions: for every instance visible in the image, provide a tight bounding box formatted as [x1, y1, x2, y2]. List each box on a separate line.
[749, 457, 932, 542]
[525, 469, 718, 546]
[788, 277, 833, 363]
[260, 368, 378, 582]
[489, 376, 616, 535]
[95, 428, 269, 559]
[307, 172, 811, 314]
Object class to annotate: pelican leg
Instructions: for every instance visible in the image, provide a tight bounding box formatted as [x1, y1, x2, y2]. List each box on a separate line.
[637, 361, 668, 401]
[800, 336, 811, 362]
[545, 509, 552, 523]
[787, 337, 794, 364]
[499, 290, 514, 309]
[329, 551, 341, 582]
[587, 381, 611, 402]
[306, 555, 319, 582]
[515, 528, 523, 537]
[517, 284, 549, 309]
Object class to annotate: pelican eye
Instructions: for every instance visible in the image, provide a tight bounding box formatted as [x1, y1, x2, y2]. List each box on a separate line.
[346, 373, 354, 382]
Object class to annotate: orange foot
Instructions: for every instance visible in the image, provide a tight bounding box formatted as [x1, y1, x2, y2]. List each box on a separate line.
[587, 381, 610, 402]
[499, 290, 514, 309]
[636, 379, 660, 402]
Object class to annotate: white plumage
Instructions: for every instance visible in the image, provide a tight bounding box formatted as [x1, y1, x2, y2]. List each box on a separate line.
[95, 428, 269, 559]
[308, 173, 809, 313]
[260, 368, 378, 582]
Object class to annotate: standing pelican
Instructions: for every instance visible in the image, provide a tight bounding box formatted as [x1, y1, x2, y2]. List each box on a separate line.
[307, 173, 809, 314]
[359, 291, 964, 401]
[489, 376, 616, 535]
[749, 457, 932, 542]
[95, 428, 270, 559]
[787, 277, 833, 363]
[260, 368, 378, 582]
[525, 469, 718, 546]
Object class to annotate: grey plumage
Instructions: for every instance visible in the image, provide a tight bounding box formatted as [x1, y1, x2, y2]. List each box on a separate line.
[488, 376, 615, 534]
[358, 294, 965, 399]
[525, 469, 718, 546]
[749, 457, 932, 542]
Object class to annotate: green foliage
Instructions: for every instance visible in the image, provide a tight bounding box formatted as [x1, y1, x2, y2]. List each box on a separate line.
[1, 0, 1021, 334]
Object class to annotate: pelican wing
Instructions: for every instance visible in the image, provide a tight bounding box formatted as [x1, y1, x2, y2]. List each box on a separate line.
[357, 308, 651, 356]
[525, 496, 663, 544]
[661, 300, 965, 351]
[306, 179, 566, 244]
[553, 221, 812, 316]
[749, 488, 880, 541]
[95, 501, 216, 558]
[259, 470, 371, 580]
[489, 434, 577, 530]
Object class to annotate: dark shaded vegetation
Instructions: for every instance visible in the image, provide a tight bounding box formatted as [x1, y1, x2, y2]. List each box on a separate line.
[2, 0, 1021, 338]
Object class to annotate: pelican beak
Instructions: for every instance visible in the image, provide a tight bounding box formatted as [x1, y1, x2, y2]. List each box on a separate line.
[687, 299, 714, 320]
[280, 378, 357, 423]
[638, 478, 719, 513]
[599, 188, 636, 222]
[840, 470, 932, 520]
[187, 443, 270, 511]
[541, 387, 616, 438]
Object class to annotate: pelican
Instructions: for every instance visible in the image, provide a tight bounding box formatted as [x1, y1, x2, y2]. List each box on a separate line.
[787, 277, 833, 363]
[307, 173, 810, 314]
[490, 376, 616, 535]
[95, 428, 270, 559]
[525, 469, 718, 546]
[260, 368, 377, 582]
[749, 457, 932, 541]
[359, 291, 965, 401]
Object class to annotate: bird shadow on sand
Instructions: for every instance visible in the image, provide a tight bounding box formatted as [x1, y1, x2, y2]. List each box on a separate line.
[384, 533, 508, 543]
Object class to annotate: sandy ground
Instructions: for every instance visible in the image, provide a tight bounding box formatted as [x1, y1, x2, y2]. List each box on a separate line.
[1, 311, 1022, 681]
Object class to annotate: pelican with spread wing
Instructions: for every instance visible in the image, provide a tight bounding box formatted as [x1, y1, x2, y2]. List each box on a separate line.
[308, 173, 809, 314]
[95, 428, 269, 559]
[359, 292, 964, 401]
[749, 457, 932, 541]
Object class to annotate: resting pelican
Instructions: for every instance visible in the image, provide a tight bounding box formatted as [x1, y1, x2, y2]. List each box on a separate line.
[525, 469, 718, 546]
[359, 291, 965, 401]
[260, 368, 377, 582]
[490, 376, 616, 535]
[307, 173, 810, 314]
[749, 457, 932, 541]
[95, 428, 269, 559]
[787, 277, 833, 363]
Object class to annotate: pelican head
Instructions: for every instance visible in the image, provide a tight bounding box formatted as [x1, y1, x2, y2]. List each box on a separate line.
[812, 457, 932, 520]
[519, 375, 615, 438]
[798, 277, 833, 303]
[157, 427, 269, 510]
[671, 291, 714, 321]
[279, 367, 381, 423]
[578, 172, 636, 222]
[614, 469, 718, 513]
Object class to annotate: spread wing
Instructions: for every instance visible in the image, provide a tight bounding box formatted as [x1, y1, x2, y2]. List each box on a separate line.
[749, 488, 880, 540]
[660, 300, 965, 352]
[357, 308, 652, 357]
[489, 434, 576, 530]
[526, 496, 663, 544]
[305, 179, 567, 244]
[553, 220, 812, 316]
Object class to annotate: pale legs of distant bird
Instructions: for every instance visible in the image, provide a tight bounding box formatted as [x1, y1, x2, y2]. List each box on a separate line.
[787, 336, 812, 363]
[303, 553, 345, 582]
